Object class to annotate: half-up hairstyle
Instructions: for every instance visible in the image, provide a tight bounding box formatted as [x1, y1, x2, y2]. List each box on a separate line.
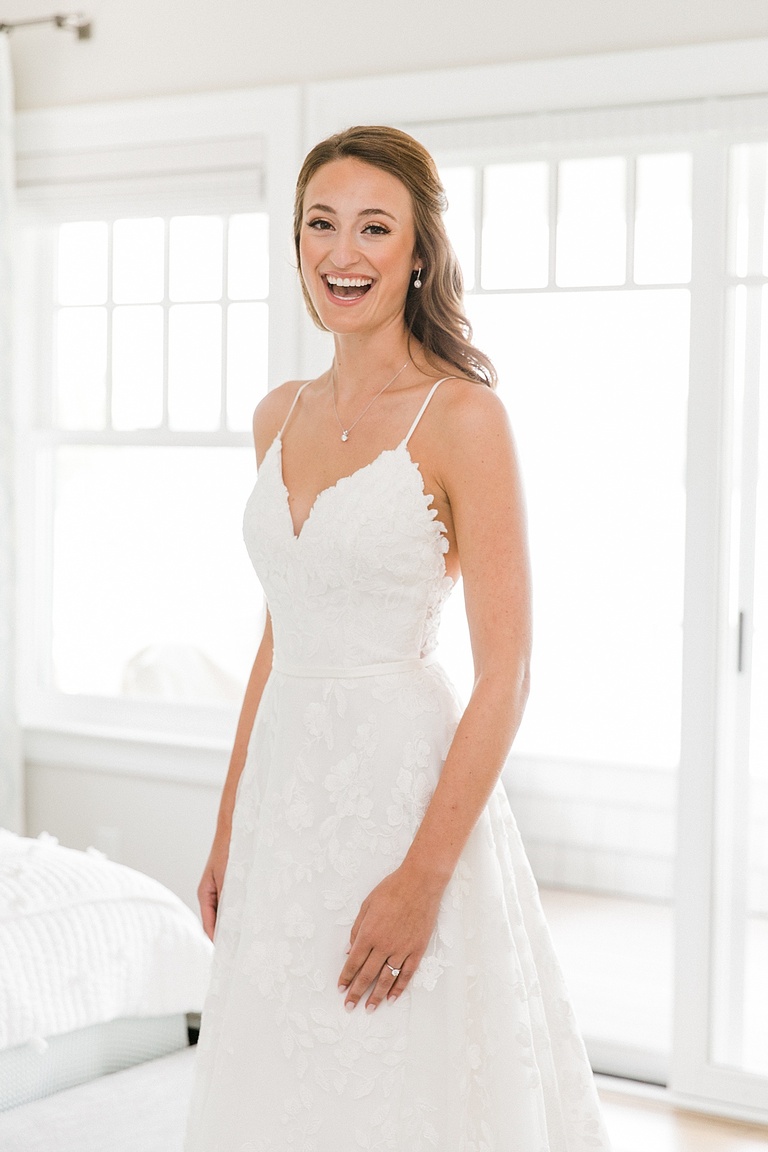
[293, 125, 497, 389]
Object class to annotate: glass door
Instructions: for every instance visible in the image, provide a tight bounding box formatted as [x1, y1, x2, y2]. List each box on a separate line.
[423, 126, 768, 1117]
[435, 149, 693, 1083]
[697, 140, 768, 1108]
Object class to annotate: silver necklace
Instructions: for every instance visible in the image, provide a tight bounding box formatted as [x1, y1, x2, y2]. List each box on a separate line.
[331, 361, 408, 442]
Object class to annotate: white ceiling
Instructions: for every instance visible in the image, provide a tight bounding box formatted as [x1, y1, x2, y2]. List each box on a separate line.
[4, 0, 768, 111]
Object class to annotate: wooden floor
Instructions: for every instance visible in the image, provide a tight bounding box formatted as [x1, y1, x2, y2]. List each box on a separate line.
[598, 1084, 768, 1151]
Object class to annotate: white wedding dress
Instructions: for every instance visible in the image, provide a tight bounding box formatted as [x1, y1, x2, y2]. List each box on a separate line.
[184, 378, 613, 1152]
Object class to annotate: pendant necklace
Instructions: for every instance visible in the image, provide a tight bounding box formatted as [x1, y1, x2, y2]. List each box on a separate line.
[331, 361, 409, 442]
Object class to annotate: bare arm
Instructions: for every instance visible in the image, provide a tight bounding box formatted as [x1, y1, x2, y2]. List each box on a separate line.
[198, 607, 274, 942]
[215, 610, 274, 839]
[197, 386, 296, 939]
[402, 389, 531, 883]
[338, 384, 532, 1007]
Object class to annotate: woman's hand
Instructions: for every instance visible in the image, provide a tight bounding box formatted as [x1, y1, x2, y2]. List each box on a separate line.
[337, 862, 446, 1012]
[198, 832, 230, 942]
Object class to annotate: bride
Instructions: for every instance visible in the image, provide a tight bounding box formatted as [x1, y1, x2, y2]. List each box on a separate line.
[184, 125, 612, 1151]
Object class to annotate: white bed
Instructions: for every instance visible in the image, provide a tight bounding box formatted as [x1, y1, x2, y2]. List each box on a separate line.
[0, 829, 212, 1112]
[0, 1044, 197, 1152]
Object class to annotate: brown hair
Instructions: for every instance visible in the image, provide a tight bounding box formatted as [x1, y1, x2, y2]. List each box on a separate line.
[293, 125, 497, 389]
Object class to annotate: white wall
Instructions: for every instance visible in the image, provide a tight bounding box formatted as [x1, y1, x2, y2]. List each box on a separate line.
[25, 762, 220, 911]
[5, 0, 768, 111]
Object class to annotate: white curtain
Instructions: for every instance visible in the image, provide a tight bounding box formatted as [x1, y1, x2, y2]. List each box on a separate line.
[0, 35, 21, 831]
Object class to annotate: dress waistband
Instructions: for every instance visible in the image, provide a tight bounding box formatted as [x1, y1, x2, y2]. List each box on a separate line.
[272, 652, 438, 679]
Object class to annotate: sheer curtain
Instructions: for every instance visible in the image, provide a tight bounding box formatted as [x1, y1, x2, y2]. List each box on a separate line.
[0, 34, 21, 831]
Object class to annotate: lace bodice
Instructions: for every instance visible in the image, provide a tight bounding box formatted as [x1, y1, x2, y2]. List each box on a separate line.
[243, 380, 455, 670]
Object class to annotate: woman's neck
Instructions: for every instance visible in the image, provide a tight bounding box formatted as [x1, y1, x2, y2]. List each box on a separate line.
[331, 323, 416, 401]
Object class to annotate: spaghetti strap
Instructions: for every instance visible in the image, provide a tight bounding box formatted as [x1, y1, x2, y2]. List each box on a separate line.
[278, 381, 312, 439]
[403, 377, 451, 446]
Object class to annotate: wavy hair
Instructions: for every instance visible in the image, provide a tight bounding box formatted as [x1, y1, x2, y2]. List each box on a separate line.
[293, 125, 497, 389]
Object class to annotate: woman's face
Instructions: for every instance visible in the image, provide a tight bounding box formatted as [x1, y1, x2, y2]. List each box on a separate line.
[299, 157, 420, 336]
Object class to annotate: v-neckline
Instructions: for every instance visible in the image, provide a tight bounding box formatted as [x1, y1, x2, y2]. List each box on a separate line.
[272, 433, 411, 543]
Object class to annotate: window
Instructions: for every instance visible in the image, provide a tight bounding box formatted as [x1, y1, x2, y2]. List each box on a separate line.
[438, 152, 690, 770]
[50, 211, 268, 705]
[17, 189, 278, 738]
[435, 148, 692, 1081]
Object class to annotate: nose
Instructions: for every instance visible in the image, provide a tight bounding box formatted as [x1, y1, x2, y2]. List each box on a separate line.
[327, 225, 361, 271]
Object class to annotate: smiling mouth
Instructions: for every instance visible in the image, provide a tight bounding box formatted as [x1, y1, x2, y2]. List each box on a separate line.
[324, 275, 374, 300]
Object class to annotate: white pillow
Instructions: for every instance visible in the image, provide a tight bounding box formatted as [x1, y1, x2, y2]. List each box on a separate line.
[0, 830, 212, 1052]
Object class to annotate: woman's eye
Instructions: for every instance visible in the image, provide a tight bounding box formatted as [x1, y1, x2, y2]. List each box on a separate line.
[307, 218, 333, 230]
[363, 223, 389, 235]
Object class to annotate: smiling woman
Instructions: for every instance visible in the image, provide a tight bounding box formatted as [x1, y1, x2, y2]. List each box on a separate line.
[183, 125, 613, 1152]
[293, 126, 496, 386]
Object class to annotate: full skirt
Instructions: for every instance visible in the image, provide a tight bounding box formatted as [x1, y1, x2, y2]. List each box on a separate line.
[184, 661, 612, 1152]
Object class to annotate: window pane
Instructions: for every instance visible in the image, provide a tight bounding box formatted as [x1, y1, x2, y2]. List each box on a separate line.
[52, 447, 260, 701]
[634, 153, 692, 285]
[482, 162, 549, 289]
[55, 307, 107, 430]
[113, 217, 165, 303]
[169, 215, 223, 302]
[446, 285, 689, 1071]
[112, 305, 164, 430]
[468, 288, 688, 768]
[227, 302, 268, 430]
[168, 304, 222, 430]
[440, 167, 475, 290]
[556, 157, 626, 287]
[711, 283, 768, 1078]
[228, 213, 269, 300]
[57, 221, 108, 306]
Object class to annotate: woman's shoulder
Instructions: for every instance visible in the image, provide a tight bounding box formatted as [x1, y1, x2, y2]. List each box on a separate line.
[432, 374, 510, 445]
[428, 377, 519, 508]
[252, 379, 311, 461]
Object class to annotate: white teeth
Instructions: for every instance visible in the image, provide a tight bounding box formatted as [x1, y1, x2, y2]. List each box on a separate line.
[326, 275, 373, 288]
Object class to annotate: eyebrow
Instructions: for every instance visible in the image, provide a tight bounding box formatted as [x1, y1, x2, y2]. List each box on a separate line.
[306, 203, 398, 222]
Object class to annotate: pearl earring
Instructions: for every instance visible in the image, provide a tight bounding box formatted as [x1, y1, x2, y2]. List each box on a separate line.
[413, 268, 422, 288]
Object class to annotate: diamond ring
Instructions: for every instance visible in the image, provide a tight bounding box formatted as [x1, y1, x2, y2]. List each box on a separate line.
[385, 962, 401, 978]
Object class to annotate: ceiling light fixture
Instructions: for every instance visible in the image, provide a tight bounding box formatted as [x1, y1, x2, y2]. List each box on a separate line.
[0, 13, 92, 40]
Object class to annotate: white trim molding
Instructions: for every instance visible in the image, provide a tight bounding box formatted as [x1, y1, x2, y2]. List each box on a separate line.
[304, 38, 768, 145]
[14, 39, 768, 164]
[24, 727, 229, 787]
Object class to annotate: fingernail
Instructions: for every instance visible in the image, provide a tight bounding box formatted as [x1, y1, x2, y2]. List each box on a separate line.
[365, 1003, 376, 1014]
[345, 945, 350, 954]
[387, 994, 396, 1001]
[344, 1000, 355, 1012]
[338, 984, 347, 993]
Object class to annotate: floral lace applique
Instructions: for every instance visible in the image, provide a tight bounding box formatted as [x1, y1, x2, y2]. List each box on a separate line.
[185, 419, 613, 1152]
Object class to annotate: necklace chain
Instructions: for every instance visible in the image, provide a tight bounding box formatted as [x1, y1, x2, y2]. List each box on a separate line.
[331, 361, 409, 442]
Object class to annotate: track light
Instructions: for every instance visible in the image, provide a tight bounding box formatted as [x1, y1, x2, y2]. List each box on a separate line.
[0, 13, 93, 40]
[54, 13, 92, 39]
